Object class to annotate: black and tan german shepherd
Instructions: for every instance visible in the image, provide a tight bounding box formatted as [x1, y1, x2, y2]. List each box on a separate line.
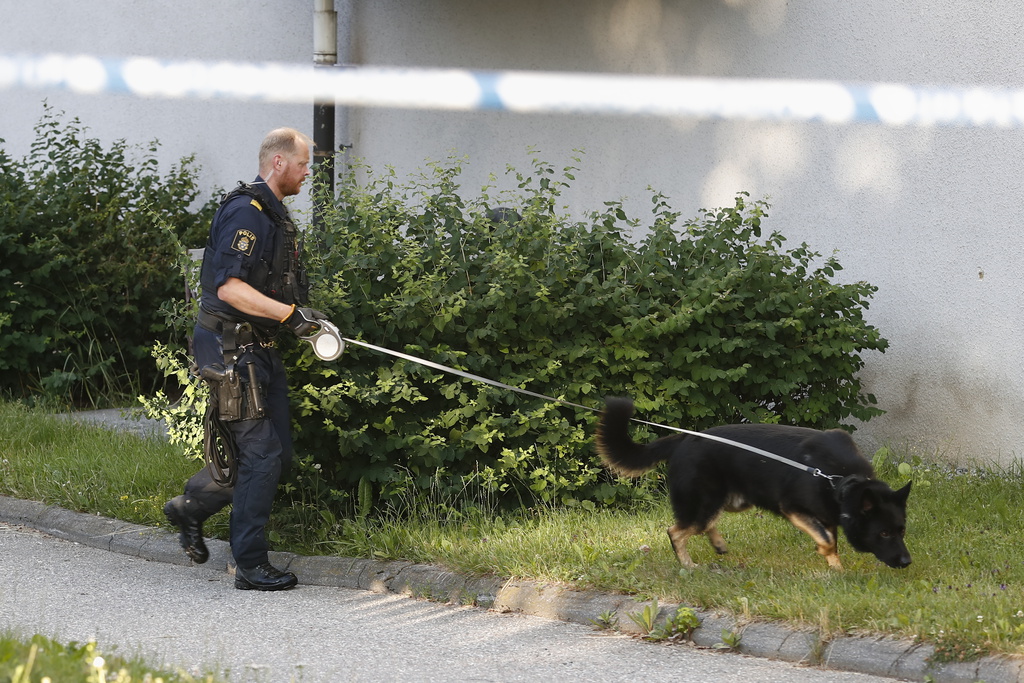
[595, 397, 912, 570]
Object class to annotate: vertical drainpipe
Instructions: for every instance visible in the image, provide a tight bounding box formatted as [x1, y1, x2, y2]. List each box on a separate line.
[313, 0, 337, 227]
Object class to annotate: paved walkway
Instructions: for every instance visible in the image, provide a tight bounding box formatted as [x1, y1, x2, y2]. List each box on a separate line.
[3, 495, 1022, 682]
[2, 518, 913, 683]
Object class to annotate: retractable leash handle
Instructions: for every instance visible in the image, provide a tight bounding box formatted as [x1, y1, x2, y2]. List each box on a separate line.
[301, 319, 345, 361]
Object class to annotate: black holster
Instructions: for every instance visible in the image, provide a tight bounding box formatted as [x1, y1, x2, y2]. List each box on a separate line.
[201, 361, 265, 422]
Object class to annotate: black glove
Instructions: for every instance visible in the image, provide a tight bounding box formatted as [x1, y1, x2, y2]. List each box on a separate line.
[283, 306, 326, 337]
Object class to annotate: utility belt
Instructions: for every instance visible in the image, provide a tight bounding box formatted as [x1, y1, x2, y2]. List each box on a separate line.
[197, 307, 276, 352]
[195, 307, 269, 424]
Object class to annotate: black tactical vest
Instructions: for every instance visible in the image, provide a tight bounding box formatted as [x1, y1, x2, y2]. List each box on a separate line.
[219, 182, 310, 307]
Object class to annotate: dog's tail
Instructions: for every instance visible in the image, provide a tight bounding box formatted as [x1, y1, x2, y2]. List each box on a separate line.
[595, 397, 671, 477]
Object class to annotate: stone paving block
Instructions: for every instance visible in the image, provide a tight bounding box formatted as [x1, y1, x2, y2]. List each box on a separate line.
[927, 659, 983, 683]
[390, 563, 475, 603]
[269, 550, 300, 570]
[365, 560, 415, 593]
[38, 506, 121, 546]
[824, 637, 918, 678]
[108, 525, 184, 564]
[0, 496, 46, 525]
[288, 554, 363, 588]
[493, 582, 656, 635]
[737, 621, 797, 660]
[201, 539, 233, 572]
[974, 655, 1024, 683]
[460, 576, 504, 608]
[891, 643, 934, 681]
[337, 557, 385, 589]
[775, 628, 820, 664]
[690, 612, 736, 649]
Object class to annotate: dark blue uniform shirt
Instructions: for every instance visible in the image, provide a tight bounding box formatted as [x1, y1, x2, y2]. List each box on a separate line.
[199, 177, 288, 329]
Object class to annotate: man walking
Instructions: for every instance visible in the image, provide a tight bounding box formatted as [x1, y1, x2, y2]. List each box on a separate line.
[164, 128, 333, 591]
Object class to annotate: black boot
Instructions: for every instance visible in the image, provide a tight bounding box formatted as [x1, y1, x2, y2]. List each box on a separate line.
[234, 562, 298, 591]
[163, 496, 209, 564]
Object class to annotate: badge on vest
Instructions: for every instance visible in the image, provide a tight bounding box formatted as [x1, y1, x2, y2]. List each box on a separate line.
[231, 230, 257, 255]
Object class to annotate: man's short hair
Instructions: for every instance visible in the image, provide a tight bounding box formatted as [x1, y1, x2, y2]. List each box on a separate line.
[259, 128, 312, 169]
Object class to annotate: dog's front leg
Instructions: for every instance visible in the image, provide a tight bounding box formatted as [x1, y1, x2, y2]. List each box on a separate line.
[785, 513, 843, 570]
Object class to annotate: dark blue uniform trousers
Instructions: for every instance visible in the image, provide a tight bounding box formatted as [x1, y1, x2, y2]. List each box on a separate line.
[182, 326, 293, 569]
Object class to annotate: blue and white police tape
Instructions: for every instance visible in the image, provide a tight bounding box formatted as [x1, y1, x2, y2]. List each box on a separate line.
[4, 52, 1024, 128]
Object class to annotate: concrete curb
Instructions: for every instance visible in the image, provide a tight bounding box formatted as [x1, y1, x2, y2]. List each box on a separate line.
[2, 494, 1019, 682]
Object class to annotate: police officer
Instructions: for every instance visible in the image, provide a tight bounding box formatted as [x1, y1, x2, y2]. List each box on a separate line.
[164, 127, 332, 591]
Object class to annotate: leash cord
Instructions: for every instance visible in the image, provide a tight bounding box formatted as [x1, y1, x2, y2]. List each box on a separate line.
[341, 337, 836, 481]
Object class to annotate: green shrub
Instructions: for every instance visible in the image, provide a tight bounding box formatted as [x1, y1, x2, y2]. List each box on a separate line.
[146, 152, 887, 512]
[0, 105, 215, 407]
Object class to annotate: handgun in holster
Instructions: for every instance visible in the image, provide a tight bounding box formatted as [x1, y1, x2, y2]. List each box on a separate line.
[201, 362, 265, 422]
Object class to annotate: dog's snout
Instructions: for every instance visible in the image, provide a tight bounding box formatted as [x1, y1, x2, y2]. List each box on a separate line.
[891, 555, 912, 569]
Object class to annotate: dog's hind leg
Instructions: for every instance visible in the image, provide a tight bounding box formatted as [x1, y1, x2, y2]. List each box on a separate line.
[668, 522, 728, 565]
[667, 524, 702, 567]
[785, 512, 843, 570]
[705, 525, 729, 555]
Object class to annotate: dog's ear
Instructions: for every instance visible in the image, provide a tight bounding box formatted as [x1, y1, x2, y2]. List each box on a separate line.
[839, 478, 911, 514]
[834, 474, 869, 505]
[892, 481, 912, 506]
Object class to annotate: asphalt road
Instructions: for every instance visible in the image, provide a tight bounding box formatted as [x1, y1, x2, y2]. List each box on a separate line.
[0, 522, 902, 683]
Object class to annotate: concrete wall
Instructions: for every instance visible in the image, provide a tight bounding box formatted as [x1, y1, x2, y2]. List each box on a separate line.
[3, 0, 1023, 464]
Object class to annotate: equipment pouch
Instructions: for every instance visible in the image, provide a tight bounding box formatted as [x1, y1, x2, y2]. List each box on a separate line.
[201, 364, 244, 422]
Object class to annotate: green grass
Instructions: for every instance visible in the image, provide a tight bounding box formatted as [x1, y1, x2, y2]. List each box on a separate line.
[0, 404, 233, 542]
[3, 402, 1024, 663]
[0, 631, 219, 682]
